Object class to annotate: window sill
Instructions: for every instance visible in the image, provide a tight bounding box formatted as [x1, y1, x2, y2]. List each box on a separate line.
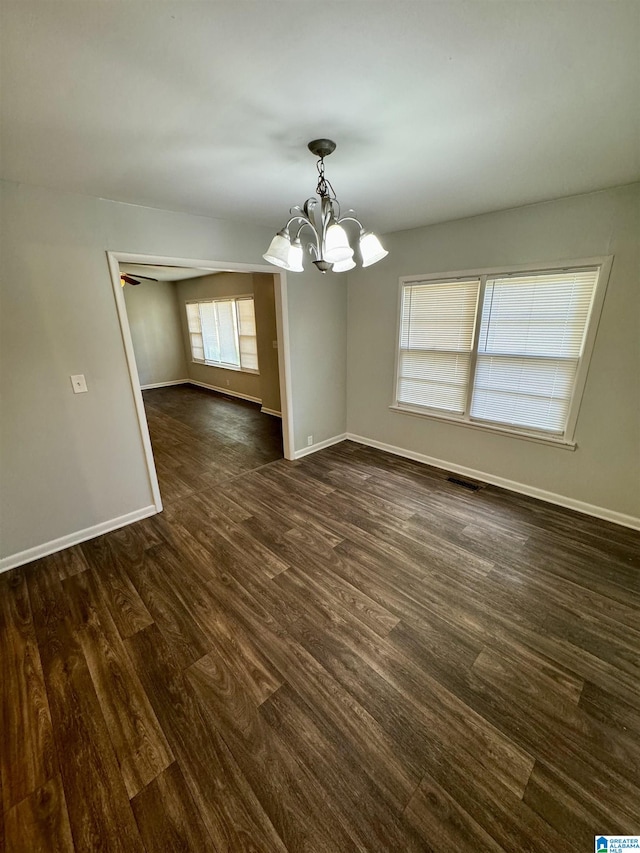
[193, 360, 259, 376]
[389, 404, 576, 450]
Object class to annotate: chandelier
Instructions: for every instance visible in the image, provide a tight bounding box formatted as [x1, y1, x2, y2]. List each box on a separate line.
[263, 139, 388, 274]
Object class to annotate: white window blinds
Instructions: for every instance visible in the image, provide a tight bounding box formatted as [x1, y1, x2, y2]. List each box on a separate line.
[398, 279, 480, 413]
[215, 300, 239, 366]
[186, 302, 204, 362]
[394, 264, 603, 440]
[470, 269, 599, 433]
[199, 301, 224, 364]
[237, 298, 259, 371]
[186, 297, 259, 372]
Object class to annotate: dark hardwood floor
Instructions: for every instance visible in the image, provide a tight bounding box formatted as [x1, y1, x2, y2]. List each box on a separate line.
[142, 385, 284, 504]
[2, 385, 639, 852]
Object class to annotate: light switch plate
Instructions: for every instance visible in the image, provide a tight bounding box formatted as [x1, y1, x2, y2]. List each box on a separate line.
[70, 374, 88, 393]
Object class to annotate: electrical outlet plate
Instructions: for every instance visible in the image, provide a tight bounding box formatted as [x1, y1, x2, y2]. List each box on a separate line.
[70, 374, 88, 393]
[307, 435, 313, 446]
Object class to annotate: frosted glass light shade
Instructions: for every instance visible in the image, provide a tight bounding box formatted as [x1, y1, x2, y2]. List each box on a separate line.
[287, 240, 304, 272]
[331, 256, 356, 273]
[324, 223, 354, 263]
[359, 232, 388, 267]
[263, 232, 292, 269]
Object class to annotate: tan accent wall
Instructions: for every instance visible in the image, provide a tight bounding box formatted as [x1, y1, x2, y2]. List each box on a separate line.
[175, 272, 281, 412]
[253, 273, 281, 414]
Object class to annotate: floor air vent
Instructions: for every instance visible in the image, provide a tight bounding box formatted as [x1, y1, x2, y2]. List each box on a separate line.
[447, 476, 483, 491]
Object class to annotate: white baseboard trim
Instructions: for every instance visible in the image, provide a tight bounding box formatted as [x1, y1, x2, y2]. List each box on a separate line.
[294, 433, 348, 460]
[187, 380, 261, 405]
[0, 505, 159, 575]
[347, 433, 640, 531]
[261, 406, 282, 418]
[140, 379, 189, 390]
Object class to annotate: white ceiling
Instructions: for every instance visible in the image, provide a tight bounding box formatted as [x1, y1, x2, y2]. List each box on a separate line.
[2, 2, 639, 233]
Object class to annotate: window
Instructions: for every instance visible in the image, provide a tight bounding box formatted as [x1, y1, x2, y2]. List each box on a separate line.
[186, 297, 259, 372]
[394, 262, 608, 443]
[398, 278, 480, 415]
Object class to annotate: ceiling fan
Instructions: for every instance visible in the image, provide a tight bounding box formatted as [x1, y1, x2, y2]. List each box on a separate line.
[120, 272, 158, 286]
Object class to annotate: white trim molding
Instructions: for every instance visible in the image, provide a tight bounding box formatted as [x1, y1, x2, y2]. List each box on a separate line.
[346, 433, 640, 531]
[140, 379, 189, 390]
[0, 505, 158, 575]
[261, 406, 282, 418]
[294, 433, 348, 460]
[274, 272, 295, 460]
[188, 380, 261, 405]
[107, 252, 164, 511]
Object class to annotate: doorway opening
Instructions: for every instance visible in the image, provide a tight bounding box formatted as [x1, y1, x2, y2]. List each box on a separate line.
[106, 252, 294, 513]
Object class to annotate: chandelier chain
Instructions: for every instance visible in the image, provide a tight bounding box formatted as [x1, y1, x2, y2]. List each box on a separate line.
[315, 156, 337, 201]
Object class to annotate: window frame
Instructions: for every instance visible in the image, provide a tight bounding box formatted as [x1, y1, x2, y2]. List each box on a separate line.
[391, 256, 613, 448]
[185, 294, 260, 374]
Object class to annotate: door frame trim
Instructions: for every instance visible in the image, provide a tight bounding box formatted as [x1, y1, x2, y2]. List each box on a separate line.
[106, 251, 294, 512]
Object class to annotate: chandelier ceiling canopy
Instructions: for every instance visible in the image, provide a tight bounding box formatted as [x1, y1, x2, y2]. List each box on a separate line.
[263, 139, 388, 275]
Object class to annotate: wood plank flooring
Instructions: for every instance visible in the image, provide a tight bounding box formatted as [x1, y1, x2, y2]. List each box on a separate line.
[2, 385, 639, 852]
[142, 385, 284, 504]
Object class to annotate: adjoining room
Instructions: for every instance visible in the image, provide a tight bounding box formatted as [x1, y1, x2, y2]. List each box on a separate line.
[120, 263, 284, 502]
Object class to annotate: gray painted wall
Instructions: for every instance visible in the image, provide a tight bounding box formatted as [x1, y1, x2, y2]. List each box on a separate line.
[287, 264, 348, 450]
[346, 183, 640, 519]
[0, 180, 348, 563]
[123, 279, 187, 386]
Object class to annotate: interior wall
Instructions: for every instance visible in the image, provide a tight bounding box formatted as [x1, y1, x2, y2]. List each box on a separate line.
[0, 180, 348, 566]
[253, 273, 281, 414]
[123, 278, 187, 387]
[287, 265, 348, 451]
[346, 183, 640, 521]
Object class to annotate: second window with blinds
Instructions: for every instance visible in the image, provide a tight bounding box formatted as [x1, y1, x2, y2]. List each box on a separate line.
[393, 261, 609, 444]
[186, 296, 259, 373]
